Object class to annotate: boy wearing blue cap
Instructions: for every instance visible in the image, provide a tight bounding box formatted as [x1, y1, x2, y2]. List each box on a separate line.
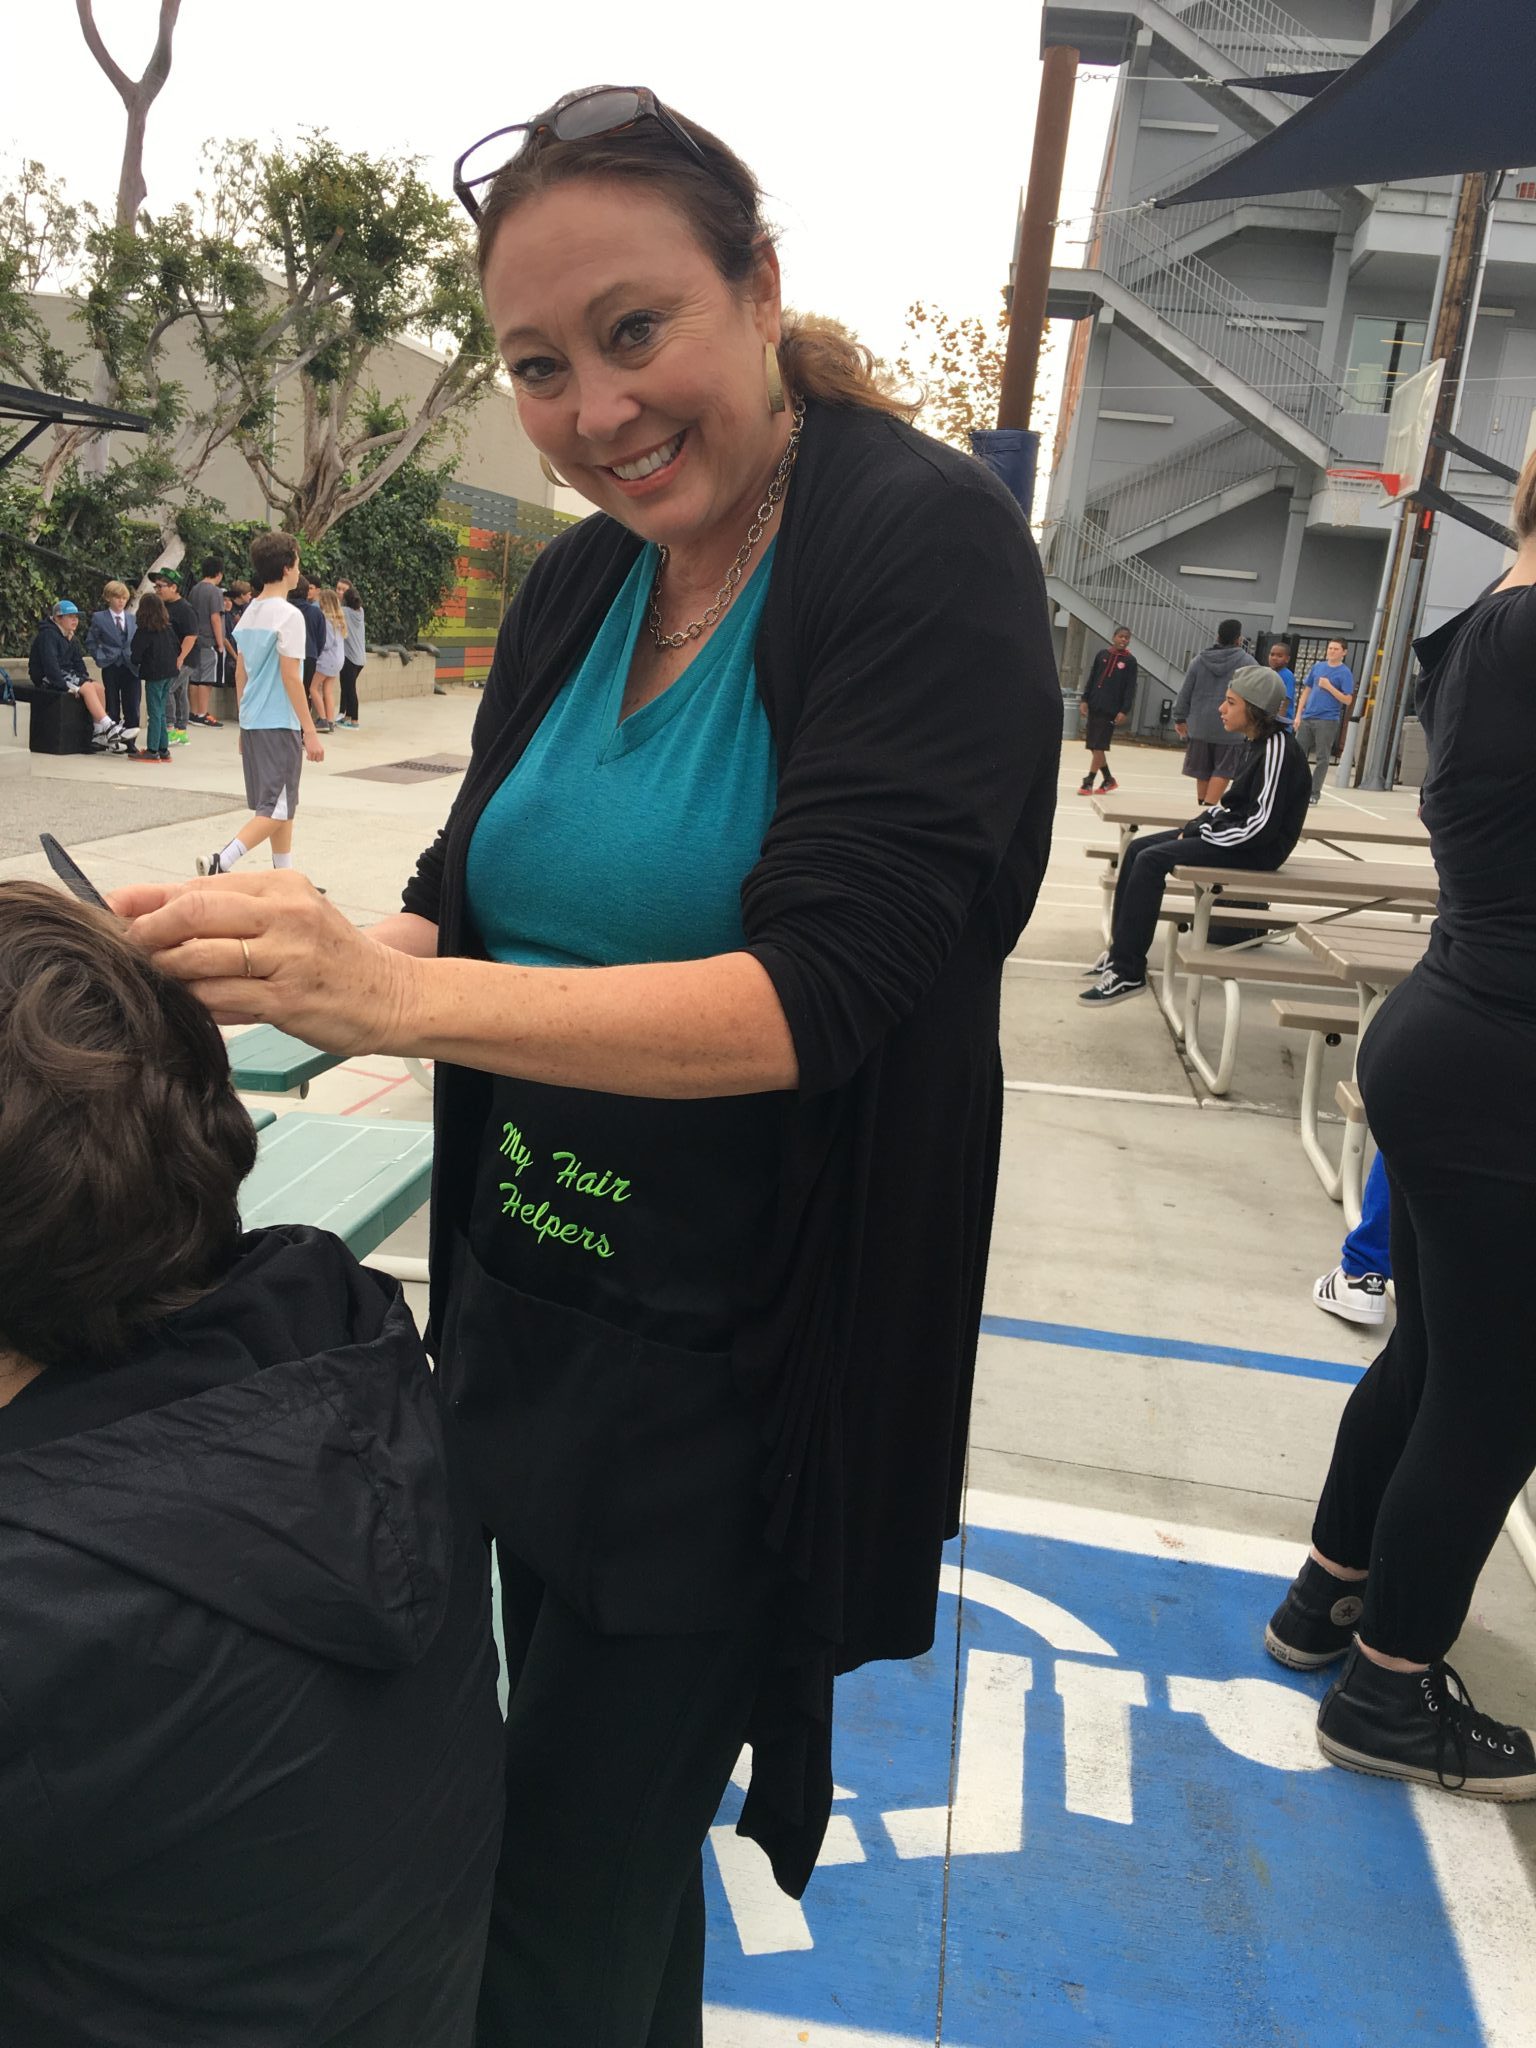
[27, 602, 132, 749]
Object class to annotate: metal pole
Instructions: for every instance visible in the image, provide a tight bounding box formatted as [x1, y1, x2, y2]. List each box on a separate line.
[998, 42, 1079, 432]
[1360, 172, 1492, 788]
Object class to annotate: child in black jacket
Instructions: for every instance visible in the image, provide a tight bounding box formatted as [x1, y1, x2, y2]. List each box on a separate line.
[1082, 664, 1309, 1004]
[0, 882, 502, 2048]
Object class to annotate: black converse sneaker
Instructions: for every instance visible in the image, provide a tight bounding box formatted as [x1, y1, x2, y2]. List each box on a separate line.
[1078, 968, 1146, 1006]
[1317, 1649, 1536, 1800]
[1265, 1555, 1366, 1670]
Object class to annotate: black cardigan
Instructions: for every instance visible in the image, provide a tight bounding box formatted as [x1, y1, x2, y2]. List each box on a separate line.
[402, 397, 1061, 1887]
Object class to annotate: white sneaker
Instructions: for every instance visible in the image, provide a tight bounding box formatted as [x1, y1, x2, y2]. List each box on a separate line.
[1313, 1265, 1387, 1327]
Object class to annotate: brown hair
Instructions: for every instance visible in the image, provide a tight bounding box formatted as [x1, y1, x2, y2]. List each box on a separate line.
[135, 591, 170, 634]
[1516, 444, 1536, 538]
[0, 883, 257, 1369]
[475, 93, 915, 422]
[251, 530, 299, 587]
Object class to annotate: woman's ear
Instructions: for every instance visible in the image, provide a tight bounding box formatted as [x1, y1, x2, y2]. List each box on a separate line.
[749, 236, 783, 344]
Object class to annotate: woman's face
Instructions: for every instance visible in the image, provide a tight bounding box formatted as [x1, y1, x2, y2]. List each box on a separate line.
[482, 177, 785, 559]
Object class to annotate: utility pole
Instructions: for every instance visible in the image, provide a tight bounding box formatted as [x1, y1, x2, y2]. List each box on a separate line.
[972, 41, 1080, 518]
[1357, 171, 1494, 788]
[999, 42, 1080, 433]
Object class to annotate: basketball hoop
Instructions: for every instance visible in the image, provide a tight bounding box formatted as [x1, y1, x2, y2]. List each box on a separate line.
[1325, 465, 1404, 496]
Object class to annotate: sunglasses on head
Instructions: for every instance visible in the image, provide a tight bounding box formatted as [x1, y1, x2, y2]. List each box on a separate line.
[453, 86, 728, 225]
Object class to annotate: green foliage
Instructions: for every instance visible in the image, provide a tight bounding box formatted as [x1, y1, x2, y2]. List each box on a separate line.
[0, 469, 161, 651]
[174, 448, 459, 647]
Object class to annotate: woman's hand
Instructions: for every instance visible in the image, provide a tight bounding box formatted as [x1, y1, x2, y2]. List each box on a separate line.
[108, 870, 415, 1050]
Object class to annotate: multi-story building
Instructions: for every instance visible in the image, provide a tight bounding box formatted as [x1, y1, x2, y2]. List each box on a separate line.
[1040, 0, 1536, 742]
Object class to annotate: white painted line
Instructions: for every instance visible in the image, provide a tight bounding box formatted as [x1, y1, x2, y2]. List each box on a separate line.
[938, 1563, 1116, 1653]
[709, 1825, 814, 1956]
[1166, 1674, 1330, 1772]
[704, 2010, 967, 2048]
[1003, 1079, 1239, 1113]
[965, 1487, 1304, 1579]
[884, 1650, 1031, 1860]
[817, 1814, 866, 1866]
[1056, 1660, 1147, 1823]
[1411, 1786, 1536, 2047]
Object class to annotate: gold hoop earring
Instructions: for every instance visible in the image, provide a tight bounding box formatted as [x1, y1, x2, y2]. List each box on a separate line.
[764, 341, 786, 416]
[539, 453, 571, 489]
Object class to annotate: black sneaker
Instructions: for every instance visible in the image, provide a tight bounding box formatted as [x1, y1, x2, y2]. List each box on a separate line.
[1099, 775, 1119, 793]
[1077, 776, 1096, 796]
[1078, 970, 1145, 1006]
[1266, 1555, 1366, 1670]
[1317, 1649, 1536, 1800]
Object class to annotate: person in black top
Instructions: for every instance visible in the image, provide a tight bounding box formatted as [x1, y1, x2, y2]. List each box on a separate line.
[289, 572, 327, 697]
[1265, 463, 1536, 1799]
[111, 85, 1061, 2047]
[1081, 663, 1308, 1004]
[1078, 624, 1138, 794]
[151, 569, 199, 744]
[0, 882, 502, 2047]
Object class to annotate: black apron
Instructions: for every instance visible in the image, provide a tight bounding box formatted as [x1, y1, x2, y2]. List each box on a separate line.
[439, 1075, 786, 1634]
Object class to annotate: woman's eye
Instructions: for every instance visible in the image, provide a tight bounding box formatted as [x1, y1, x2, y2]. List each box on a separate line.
[510, 355, 562, 386]
[613, 312, 659, 351]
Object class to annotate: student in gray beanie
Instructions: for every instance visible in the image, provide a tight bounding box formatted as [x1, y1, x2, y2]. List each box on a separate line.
[1082, 663, 1310, 1004]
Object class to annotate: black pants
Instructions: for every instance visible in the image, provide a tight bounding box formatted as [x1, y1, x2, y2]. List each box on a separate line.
[1312, 970, 1536, 1662]
[102, 660, 140, 731]
[1108, 829, 1270, 982]
[476, 1546, 775, 2048]
[340, 656, 362, 722]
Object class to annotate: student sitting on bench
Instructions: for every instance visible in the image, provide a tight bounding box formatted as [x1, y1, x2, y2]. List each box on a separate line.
[0, 881, 502, 2048]
[1080, 664, 1310, 1006]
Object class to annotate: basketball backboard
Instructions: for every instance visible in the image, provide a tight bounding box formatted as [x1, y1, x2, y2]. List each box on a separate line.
[1380, 356, 1446, 505]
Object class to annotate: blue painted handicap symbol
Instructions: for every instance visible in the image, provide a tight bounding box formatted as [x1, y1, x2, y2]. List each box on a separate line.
[704, 1493, 1536, 2045]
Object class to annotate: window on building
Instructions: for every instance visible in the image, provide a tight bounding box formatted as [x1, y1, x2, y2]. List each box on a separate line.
[1343, 316, 1429, 413]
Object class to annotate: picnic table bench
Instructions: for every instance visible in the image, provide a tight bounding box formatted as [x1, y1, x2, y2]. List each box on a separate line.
[1167, 860, 1439, 1096]
[239, 1113, 433, 1284]
[1088, 794, 1430, 942]
[228, 1023, 432, 1100]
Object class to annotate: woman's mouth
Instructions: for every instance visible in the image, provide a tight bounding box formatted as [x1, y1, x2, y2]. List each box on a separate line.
[605, 431, 687, 488]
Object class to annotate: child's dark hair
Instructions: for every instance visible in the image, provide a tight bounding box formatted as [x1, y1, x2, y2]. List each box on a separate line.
[250, 530, 299, 586]
[0, 883, 257, 1369]
[136, 591, 169, 634]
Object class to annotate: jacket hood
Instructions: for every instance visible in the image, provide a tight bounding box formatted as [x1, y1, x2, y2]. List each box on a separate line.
[1190, 644, 1248, 687]
[0, 1227, 453, 1671]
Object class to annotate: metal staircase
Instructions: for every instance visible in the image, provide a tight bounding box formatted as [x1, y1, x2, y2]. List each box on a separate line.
[1055, 206, 1340, 464]
[1166, 0, 1348, 77]
[1043, 515, 1218, 713]
[1085, 422, 1292, 548]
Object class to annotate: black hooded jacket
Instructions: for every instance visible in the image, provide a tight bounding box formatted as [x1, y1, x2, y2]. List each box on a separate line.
[0, 1227, 502, 2048]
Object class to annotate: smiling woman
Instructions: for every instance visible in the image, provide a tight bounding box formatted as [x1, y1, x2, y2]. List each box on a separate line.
[116, 83, 1062, 2048]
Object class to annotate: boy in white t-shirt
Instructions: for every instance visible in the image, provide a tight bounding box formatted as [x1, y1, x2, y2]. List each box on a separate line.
[196, 531, 324, 878]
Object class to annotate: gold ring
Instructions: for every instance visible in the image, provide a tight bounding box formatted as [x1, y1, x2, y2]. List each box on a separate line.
[240, 939, 253, 979]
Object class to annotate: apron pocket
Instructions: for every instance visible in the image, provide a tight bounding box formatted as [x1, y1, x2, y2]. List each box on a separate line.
[440, 1234, 766, 1633]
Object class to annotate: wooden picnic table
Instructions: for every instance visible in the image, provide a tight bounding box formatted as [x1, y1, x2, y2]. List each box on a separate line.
[1092, 791, 1428, 858]
[1162, 859, 1439, 1096]
[1296, 921, 1431, 1029]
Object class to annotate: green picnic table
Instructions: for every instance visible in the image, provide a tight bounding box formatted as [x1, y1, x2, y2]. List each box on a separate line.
[227, 1024, 432, 1101]
[239, 1113, 433, 1280]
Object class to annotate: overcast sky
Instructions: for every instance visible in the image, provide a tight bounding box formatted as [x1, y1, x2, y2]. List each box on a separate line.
[10, 0, 1113, 441]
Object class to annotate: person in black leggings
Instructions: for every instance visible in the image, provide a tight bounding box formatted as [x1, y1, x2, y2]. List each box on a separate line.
[1080, 663, 1309, 1006]
[1266, 473, 1536, 1799]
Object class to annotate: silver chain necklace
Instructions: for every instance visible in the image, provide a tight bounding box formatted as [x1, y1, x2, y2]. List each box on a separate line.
[646, 399, 806, 650]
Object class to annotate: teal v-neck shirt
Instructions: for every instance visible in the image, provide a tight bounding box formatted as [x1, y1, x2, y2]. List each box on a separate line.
[465, 540, 778, 967]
